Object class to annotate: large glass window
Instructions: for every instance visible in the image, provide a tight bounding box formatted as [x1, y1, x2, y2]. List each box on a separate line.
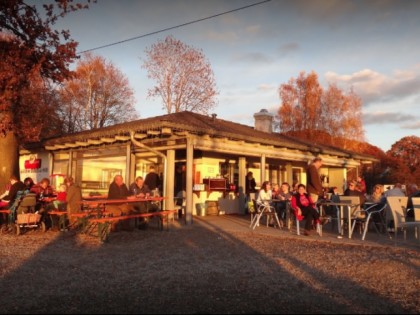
[71, 146, 127, 196]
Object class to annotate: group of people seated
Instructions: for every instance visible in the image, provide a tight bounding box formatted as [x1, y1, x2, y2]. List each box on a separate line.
[248, 174, 420, 236]
[0, 175, 82, 229]
[0, 168, 164, 232]
[251, 180, 331, 236]
[326, 179, 420, 231]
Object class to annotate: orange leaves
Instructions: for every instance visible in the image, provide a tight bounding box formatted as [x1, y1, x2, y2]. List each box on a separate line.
[278, 71, 365, 146]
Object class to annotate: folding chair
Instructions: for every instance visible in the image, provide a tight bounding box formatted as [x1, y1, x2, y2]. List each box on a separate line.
[250, 200, 281, 230]
[350, 202, 389, 240]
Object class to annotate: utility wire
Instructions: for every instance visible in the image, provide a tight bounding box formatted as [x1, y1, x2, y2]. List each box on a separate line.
[78, 0, 271, 54]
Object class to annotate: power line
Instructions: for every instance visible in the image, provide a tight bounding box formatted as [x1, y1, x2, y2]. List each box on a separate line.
[78, 0, 272, 54]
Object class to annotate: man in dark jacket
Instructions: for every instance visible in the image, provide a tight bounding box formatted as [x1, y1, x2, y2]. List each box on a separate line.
[144, 165, 161, 195]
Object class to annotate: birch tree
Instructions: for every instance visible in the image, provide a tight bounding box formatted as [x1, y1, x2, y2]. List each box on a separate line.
[142, 35, 218, 115]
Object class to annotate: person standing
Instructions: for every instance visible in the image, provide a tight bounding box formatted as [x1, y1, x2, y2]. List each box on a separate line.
[144, 165, 161, 195]
[306, 157, 324, 203]
[64, 176, 82, 225]
[174, 164, 186, 197]
[245, 171, 257, 214]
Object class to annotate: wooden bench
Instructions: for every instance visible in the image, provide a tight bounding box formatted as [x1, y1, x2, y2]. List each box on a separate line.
[49, 211, 68, 231]
[87, 210, 177, 242]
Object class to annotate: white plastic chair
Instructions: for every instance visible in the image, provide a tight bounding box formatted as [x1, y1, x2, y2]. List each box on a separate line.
[387, 196, 420, 244]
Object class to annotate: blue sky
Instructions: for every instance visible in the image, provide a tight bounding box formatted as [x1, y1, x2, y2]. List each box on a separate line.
[50, 0, 420, 152]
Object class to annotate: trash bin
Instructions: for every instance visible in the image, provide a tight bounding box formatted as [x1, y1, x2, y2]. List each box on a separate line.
[195, 203, 206, 216]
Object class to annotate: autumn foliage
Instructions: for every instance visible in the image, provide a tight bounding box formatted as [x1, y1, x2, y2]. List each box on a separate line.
[0, 0, 93, 188]
[58, 53, 138, 133]
[278, 71, 365, 145]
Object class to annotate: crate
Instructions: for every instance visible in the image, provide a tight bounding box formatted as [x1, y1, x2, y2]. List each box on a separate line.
[16, 213, 42, 225]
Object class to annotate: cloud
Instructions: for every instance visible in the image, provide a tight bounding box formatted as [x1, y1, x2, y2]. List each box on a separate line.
[231, 52, 274, 64]
[245, 25, 261, 35]
[278, 43, 300, 56]
[205, 30, 238, 42]
[363, 112, 419, 129]
[325, 66, 420, 105]
[403, 121, 420, 130]
[257, 83, 276, 91]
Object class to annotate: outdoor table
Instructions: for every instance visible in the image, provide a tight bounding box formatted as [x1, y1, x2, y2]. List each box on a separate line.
[319, 200, 360, 238]
[79, 196, 167, 239]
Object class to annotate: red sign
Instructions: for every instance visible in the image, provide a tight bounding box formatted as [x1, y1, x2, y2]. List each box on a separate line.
[24, 158, 41, 169]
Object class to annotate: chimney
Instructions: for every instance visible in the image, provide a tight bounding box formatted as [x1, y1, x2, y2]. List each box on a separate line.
[253, 109, 273, 133]
[211, 113, 217, 121]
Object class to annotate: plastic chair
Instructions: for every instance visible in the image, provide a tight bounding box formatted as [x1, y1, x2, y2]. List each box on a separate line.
[350, 202, 389, 240]
[387, 196, 420, 244]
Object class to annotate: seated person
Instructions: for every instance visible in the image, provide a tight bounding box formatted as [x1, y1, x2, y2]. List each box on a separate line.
[344, 180, 366, 205]
[23, 177, 35, 192]
[291, 184, 329, 236]
[324, 186, 340, 216]
[274, 182, 292, 220]
[107, 175, 134, 231]
[30, 177, 55, 200]
[367, 184, 386, 204]
[53, 184, 67, 211]
[128, 176, 151, 214]
[0, 175, 26, 210]
[30, 177, 56, 227]
[256, 181, 273, 208]
[384, 183, 405, 197]
[107, 175, 132, 216]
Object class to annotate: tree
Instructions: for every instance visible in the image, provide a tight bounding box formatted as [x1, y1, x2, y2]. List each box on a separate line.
[142, 35, 218, 115]
[0, 0, 92, 189]
[386, 136, 420, 184]
[58, 53, 138, 133]
[278, 71, 365, 148]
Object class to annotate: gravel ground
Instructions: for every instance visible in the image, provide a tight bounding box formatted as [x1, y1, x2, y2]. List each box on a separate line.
[0, 215, 419, 314]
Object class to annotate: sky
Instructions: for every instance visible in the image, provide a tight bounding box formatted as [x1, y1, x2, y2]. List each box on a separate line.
[49, 0, 420, 152]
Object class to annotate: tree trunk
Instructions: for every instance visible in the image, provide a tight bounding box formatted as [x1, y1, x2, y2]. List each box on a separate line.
[0, 131, 20, 191]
